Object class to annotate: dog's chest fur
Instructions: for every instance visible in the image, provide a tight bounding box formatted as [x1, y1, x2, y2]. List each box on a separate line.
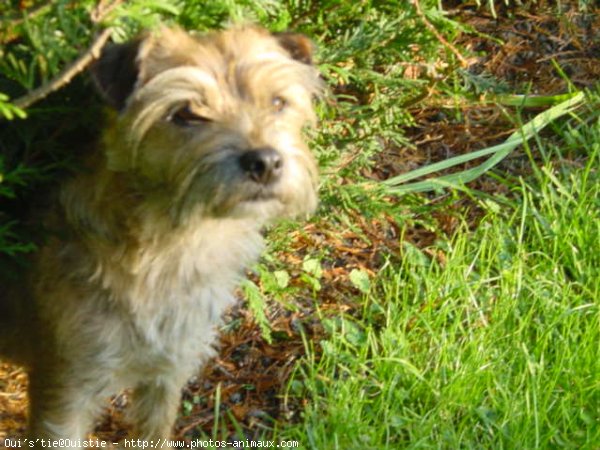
[39, 215, 264, 384]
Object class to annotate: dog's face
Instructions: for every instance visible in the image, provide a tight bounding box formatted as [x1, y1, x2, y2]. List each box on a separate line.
[93, 27, 321, 223]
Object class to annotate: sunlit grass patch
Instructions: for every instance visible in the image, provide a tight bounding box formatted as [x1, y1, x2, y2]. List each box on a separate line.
[276, 122, 600, 448]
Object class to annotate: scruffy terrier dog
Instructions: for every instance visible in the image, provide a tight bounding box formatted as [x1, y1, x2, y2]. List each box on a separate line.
[0, 26, 320, 446]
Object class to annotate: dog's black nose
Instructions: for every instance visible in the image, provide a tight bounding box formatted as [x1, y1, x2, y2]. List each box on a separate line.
[239, 148, 283, 184]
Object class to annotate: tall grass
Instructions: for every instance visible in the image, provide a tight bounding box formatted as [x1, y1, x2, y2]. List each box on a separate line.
[276, 121, 600, 448]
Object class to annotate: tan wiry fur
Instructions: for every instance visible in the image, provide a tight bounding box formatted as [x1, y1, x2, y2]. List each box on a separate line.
[0, 26, 320, 448]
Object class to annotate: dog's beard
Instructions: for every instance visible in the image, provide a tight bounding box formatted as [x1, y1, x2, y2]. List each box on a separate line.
[167, 145, 317, 224]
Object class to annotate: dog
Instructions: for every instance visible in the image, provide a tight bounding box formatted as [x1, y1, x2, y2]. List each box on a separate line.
[0, 26, 321, 447]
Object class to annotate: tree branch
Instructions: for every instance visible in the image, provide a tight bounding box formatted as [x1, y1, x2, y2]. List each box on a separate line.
[13, 27, 113, 110]
[412, 0, 469, 68]
[9, 0, 125, 111]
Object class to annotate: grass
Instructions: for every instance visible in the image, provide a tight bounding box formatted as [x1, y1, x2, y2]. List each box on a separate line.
[275, 123, 600, 448]
[381, 92, 586, 195]
[257, 4, 600, 444]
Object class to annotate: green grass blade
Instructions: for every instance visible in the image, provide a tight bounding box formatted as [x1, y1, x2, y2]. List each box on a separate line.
[382, 91, 585, 195]
[493, 92, 580, 107]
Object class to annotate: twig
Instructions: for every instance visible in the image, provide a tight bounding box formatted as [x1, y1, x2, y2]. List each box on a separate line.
[91, 0, 125, 24]
[411, 0, 469, 68]
[0, 2, 53, 45]
[9, 0, 124, 111]
[0, 1, 53, 30]
[13, 27, 113, 110]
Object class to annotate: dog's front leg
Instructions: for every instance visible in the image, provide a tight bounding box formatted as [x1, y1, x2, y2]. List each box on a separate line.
[128, 376, 184, 448]
[27, 365, 105, 449]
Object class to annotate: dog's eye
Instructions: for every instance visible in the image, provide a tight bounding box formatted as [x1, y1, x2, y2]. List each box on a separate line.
[170, 105, 211, 127]
[272, 96, 288, 112]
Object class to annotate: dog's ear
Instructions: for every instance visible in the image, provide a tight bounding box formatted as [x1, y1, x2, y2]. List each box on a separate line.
[91, 39, 142, 110]
[91, 28, 196, 110]
[274, 32, 315, 65]
[135, 27, 199, 82]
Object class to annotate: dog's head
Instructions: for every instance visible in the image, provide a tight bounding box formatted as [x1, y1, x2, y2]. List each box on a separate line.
[92, 26, 321, 223]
